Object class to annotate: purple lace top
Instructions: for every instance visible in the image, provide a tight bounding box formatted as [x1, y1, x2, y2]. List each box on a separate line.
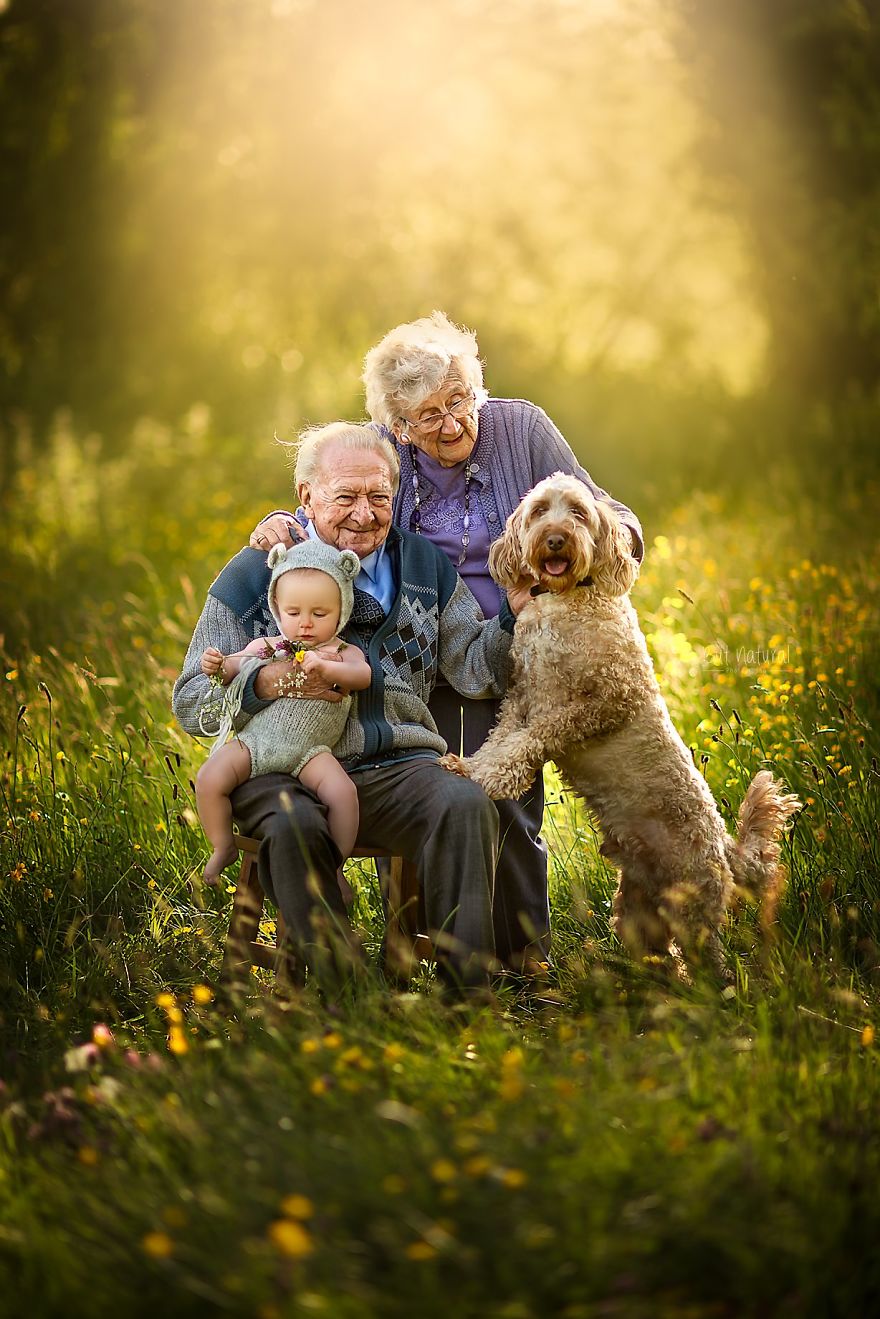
[414, 452, 500, 618]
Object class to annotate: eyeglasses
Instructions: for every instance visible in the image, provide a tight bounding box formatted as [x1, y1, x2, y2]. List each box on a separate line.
[402, 391, 476, 437]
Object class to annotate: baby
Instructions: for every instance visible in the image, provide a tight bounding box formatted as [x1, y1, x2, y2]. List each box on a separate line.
[195, 540, 371, 885]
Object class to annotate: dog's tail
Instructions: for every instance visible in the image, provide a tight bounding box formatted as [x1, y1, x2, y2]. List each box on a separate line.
[726, 770, 801, 925]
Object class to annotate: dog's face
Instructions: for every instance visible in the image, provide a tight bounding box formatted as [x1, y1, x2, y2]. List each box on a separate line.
[489, 473, 638, 597]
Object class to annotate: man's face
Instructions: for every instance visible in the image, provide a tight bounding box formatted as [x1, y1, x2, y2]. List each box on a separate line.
[299, 444, 396, 558]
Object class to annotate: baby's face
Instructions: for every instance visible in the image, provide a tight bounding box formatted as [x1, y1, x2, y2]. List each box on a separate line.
[274, 569, 342, 645]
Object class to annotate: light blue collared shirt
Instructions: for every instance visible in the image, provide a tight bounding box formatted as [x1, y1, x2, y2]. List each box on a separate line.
[304, 520, 396, 617]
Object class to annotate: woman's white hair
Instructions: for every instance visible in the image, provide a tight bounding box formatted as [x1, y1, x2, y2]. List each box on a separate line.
[293, 421, 400, 494]
[362, 310, 487, 430]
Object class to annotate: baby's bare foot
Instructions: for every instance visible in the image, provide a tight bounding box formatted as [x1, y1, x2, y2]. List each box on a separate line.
[203, 843, 239, 886]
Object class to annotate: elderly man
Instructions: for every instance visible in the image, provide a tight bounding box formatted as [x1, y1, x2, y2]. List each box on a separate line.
[173, 422, 518, 991]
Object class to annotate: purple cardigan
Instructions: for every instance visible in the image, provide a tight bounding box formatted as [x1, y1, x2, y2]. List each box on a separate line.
[390, 398, 644, 562]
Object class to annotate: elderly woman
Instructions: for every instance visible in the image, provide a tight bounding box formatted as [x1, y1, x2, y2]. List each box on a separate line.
[253, 312, 643, 975]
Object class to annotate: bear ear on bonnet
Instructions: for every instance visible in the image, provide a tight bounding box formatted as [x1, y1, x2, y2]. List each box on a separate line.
[338, 550, 361, 579]
[266, 543, 289, 570]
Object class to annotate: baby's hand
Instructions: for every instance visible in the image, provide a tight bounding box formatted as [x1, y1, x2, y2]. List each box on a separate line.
[298, 650, 322, 675]
[201, 648, 226, 677]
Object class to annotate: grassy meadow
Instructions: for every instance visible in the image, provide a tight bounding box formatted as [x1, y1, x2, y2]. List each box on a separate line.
[1, 416, 879, 1318]
[3, 2, 880, 1310]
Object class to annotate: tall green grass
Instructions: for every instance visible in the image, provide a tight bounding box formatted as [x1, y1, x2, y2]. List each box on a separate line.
[1, 417, 879, 1315]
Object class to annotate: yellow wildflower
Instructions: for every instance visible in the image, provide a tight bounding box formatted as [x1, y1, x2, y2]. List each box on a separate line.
[463, 1156, 491, 1178]
[168, 1027, 188, 1055]
[280, 1194, 314, 1220]
[92, 1024, 114, 1049]
[501, 1168, 528, 1189]
[430, 1159, 457, 1183]
[405, 1241, 437, 1261]
[268, 1219, 313, 1258]
[142, 1231, 174, 1259]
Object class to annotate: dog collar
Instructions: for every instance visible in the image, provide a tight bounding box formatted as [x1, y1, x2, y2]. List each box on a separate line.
[529, 576, 593, 597]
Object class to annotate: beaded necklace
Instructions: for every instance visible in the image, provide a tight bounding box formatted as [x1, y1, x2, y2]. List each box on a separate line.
[409, 446, 473, 567]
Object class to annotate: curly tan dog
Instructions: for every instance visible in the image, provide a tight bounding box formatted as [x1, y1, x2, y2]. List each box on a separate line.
[441, 473, 800, 972]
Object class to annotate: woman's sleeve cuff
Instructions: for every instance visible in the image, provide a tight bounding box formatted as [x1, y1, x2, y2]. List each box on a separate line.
[239, 668, 272, 716]
[498, 597, 517, 634]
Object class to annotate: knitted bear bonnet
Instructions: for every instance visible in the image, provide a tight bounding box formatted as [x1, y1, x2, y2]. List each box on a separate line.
[266, 540, 360, 632]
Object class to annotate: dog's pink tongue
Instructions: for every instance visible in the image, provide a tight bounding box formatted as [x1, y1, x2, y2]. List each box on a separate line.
[544, 558, 570, 576]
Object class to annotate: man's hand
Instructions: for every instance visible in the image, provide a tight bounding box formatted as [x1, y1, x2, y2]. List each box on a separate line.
[249, 515, 304, 552]
[253, 657, 344, 702]
[200, 647, 226, 677]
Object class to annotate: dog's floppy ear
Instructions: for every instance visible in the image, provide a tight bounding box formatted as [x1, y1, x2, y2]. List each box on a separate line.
[591, 502, 638, 597]
[488, 508, 526, 588]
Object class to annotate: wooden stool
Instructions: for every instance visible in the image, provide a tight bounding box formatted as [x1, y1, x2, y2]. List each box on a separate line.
[220, 835, 432, 985]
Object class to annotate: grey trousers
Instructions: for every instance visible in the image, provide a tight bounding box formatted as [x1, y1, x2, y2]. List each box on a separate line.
[428, 685, 551, 966]
[231, 757, 499, 988]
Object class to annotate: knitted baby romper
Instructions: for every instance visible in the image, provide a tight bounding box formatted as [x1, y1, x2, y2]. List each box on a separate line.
[231, 648, 352, 779]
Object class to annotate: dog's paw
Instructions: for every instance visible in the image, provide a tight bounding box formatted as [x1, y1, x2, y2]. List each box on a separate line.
[438, 753, 470, 777]
[472, 764, 534, 801]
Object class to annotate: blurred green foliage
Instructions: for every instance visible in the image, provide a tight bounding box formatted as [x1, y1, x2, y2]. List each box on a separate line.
[3, 0, 879, 513]
[679, 0, 880, 397]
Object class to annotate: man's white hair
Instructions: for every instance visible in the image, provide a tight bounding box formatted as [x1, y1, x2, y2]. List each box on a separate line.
[294, 421, 400, 493]
[362, 310, 487, 430]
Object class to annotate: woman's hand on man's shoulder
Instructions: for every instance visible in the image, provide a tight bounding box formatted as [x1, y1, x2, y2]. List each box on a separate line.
[248, 513, 304, 551]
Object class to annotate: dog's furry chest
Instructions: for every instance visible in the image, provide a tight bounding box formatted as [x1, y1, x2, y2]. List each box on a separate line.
[511, 591, 629, 694]
[510, 614, 568, 687]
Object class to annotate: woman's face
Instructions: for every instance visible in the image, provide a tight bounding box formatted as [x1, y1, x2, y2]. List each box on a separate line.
[395, 370, 479, 468]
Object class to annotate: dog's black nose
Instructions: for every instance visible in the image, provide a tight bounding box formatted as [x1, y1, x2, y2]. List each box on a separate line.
[545, 533, 566, 552]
